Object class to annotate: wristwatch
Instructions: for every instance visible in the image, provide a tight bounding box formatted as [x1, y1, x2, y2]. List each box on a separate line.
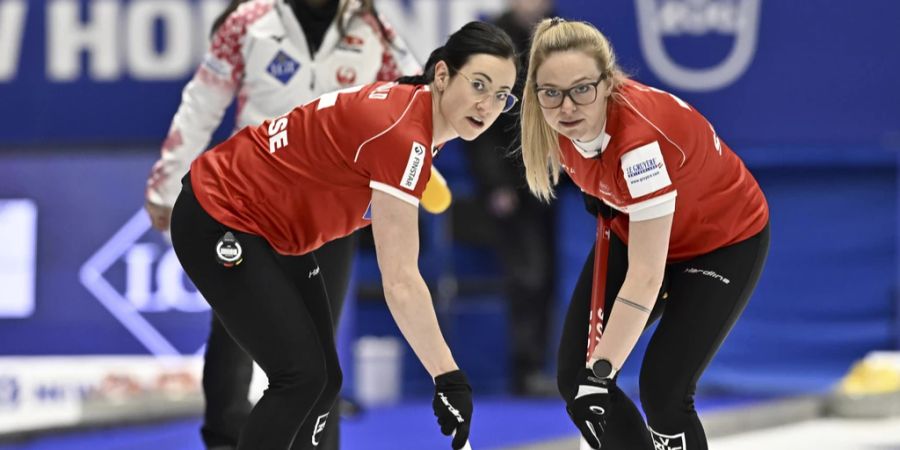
[591, 358, 617, 380]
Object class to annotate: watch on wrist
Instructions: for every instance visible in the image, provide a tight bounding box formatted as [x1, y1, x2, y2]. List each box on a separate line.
[591, 358, 617, 380]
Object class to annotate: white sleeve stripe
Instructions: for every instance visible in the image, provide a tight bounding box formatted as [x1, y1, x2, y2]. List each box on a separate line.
[630, 200, 675, 221]
[370, 181, 420, 207]
[629, 192, 677, 222]
[354, 89, 425, 163]
[626, 190, 677, 212]
[601, 191, 677, 214]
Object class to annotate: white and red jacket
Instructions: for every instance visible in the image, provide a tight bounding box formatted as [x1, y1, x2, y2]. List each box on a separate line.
[147, 0, 420, 207]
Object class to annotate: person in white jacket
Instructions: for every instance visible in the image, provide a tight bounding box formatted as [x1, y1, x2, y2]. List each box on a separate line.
[144, 1, 421, 448]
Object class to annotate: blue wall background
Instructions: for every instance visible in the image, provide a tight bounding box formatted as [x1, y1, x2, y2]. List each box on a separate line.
[1, 0, 899, 397]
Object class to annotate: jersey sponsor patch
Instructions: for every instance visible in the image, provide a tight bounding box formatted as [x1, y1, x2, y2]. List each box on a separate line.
[621, 141, 671, 199]
[266, 50, 300, 85]
[400, 142, 426, 190]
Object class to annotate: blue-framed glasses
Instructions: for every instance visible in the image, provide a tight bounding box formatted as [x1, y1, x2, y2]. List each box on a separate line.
[456, 71, 519, 113]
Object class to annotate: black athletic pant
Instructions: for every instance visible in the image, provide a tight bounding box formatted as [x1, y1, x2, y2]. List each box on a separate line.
[558, 224, 769, 450]
[199, 235, 353, 449]
[171, 180, 344, 450]
[199, 233, 353, 450]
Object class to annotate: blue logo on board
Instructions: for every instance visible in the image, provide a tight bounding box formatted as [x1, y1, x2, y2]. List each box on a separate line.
[266, 51, 300, 85]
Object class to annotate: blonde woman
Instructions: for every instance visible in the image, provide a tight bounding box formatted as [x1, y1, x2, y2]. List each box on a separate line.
[520, 18, 769, 450]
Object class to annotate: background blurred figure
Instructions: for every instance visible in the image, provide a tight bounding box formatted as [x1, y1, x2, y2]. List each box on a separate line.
[143, 0, 419, 448]
[462, 0, 557, 397]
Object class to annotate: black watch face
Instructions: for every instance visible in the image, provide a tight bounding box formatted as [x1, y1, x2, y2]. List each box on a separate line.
[592, 359, 613, 378]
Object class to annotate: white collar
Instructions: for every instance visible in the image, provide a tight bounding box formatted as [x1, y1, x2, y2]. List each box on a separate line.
[572, 126, 611, 159]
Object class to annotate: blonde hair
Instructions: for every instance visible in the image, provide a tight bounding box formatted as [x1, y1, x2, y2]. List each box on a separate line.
[520, 18, 628, 201]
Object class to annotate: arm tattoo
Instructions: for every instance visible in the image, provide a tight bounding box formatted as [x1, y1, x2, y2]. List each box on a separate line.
[615, 296, 651, 313]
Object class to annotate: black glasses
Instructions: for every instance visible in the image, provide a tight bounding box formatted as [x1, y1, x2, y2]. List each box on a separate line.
[457, 71, 519, 113]
[535, 77, 605, 109]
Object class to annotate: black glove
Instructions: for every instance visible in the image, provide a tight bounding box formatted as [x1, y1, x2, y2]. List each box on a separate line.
[566, 368, 613, 449]
[432, 370, 473, 449]
[582, 191, 619, 220]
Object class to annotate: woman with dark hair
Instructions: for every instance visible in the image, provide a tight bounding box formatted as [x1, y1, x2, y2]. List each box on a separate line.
[144, 1, 433, 448]
[169, 21, 519, 450]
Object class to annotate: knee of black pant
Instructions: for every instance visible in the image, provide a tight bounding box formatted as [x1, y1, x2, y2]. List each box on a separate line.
[268, 362, 329, 403]
[638, 373, 696, 422]
[319, 365, 343, 406]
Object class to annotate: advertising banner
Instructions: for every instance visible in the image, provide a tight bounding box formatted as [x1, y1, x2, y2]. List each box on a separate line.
[1, 0, 897, 148]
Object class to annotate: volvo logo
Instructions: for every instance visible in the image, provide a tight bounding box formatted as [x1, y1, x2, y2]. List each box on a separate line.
[636, 0, 761, 91]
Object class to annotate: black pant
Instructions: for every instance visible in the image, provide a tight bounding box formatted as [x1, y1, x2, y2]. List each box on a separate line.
[199, 235, 354, 449]
[171, 182, 346, 450]
[558, 225, 770, 450]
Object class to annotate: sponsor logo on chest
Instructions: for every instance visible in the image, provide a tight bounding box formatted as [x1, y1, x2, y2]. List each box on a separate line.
[598, 182, 612, 195]
[266, 50, 301, 85]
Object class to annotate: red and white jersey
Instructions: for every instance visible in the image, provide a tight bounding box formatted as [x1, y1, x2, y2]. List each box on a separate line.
[146, 0, 420, 207]
[190, 82, 435, 255]
[559, 80, 768, 261]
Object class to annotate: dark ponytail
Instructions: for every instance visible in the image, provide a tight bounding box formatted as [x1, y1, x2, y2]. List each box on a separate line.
[396, 46, 447, 85]
[397, 21, 518, 85]
[210, 0, 250, 36]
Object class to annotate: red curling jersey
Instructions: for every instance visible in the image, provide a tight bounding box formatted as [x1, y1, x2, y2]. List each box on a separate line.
[190, 82, 434, 255]
[559, 80, 768, 261]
